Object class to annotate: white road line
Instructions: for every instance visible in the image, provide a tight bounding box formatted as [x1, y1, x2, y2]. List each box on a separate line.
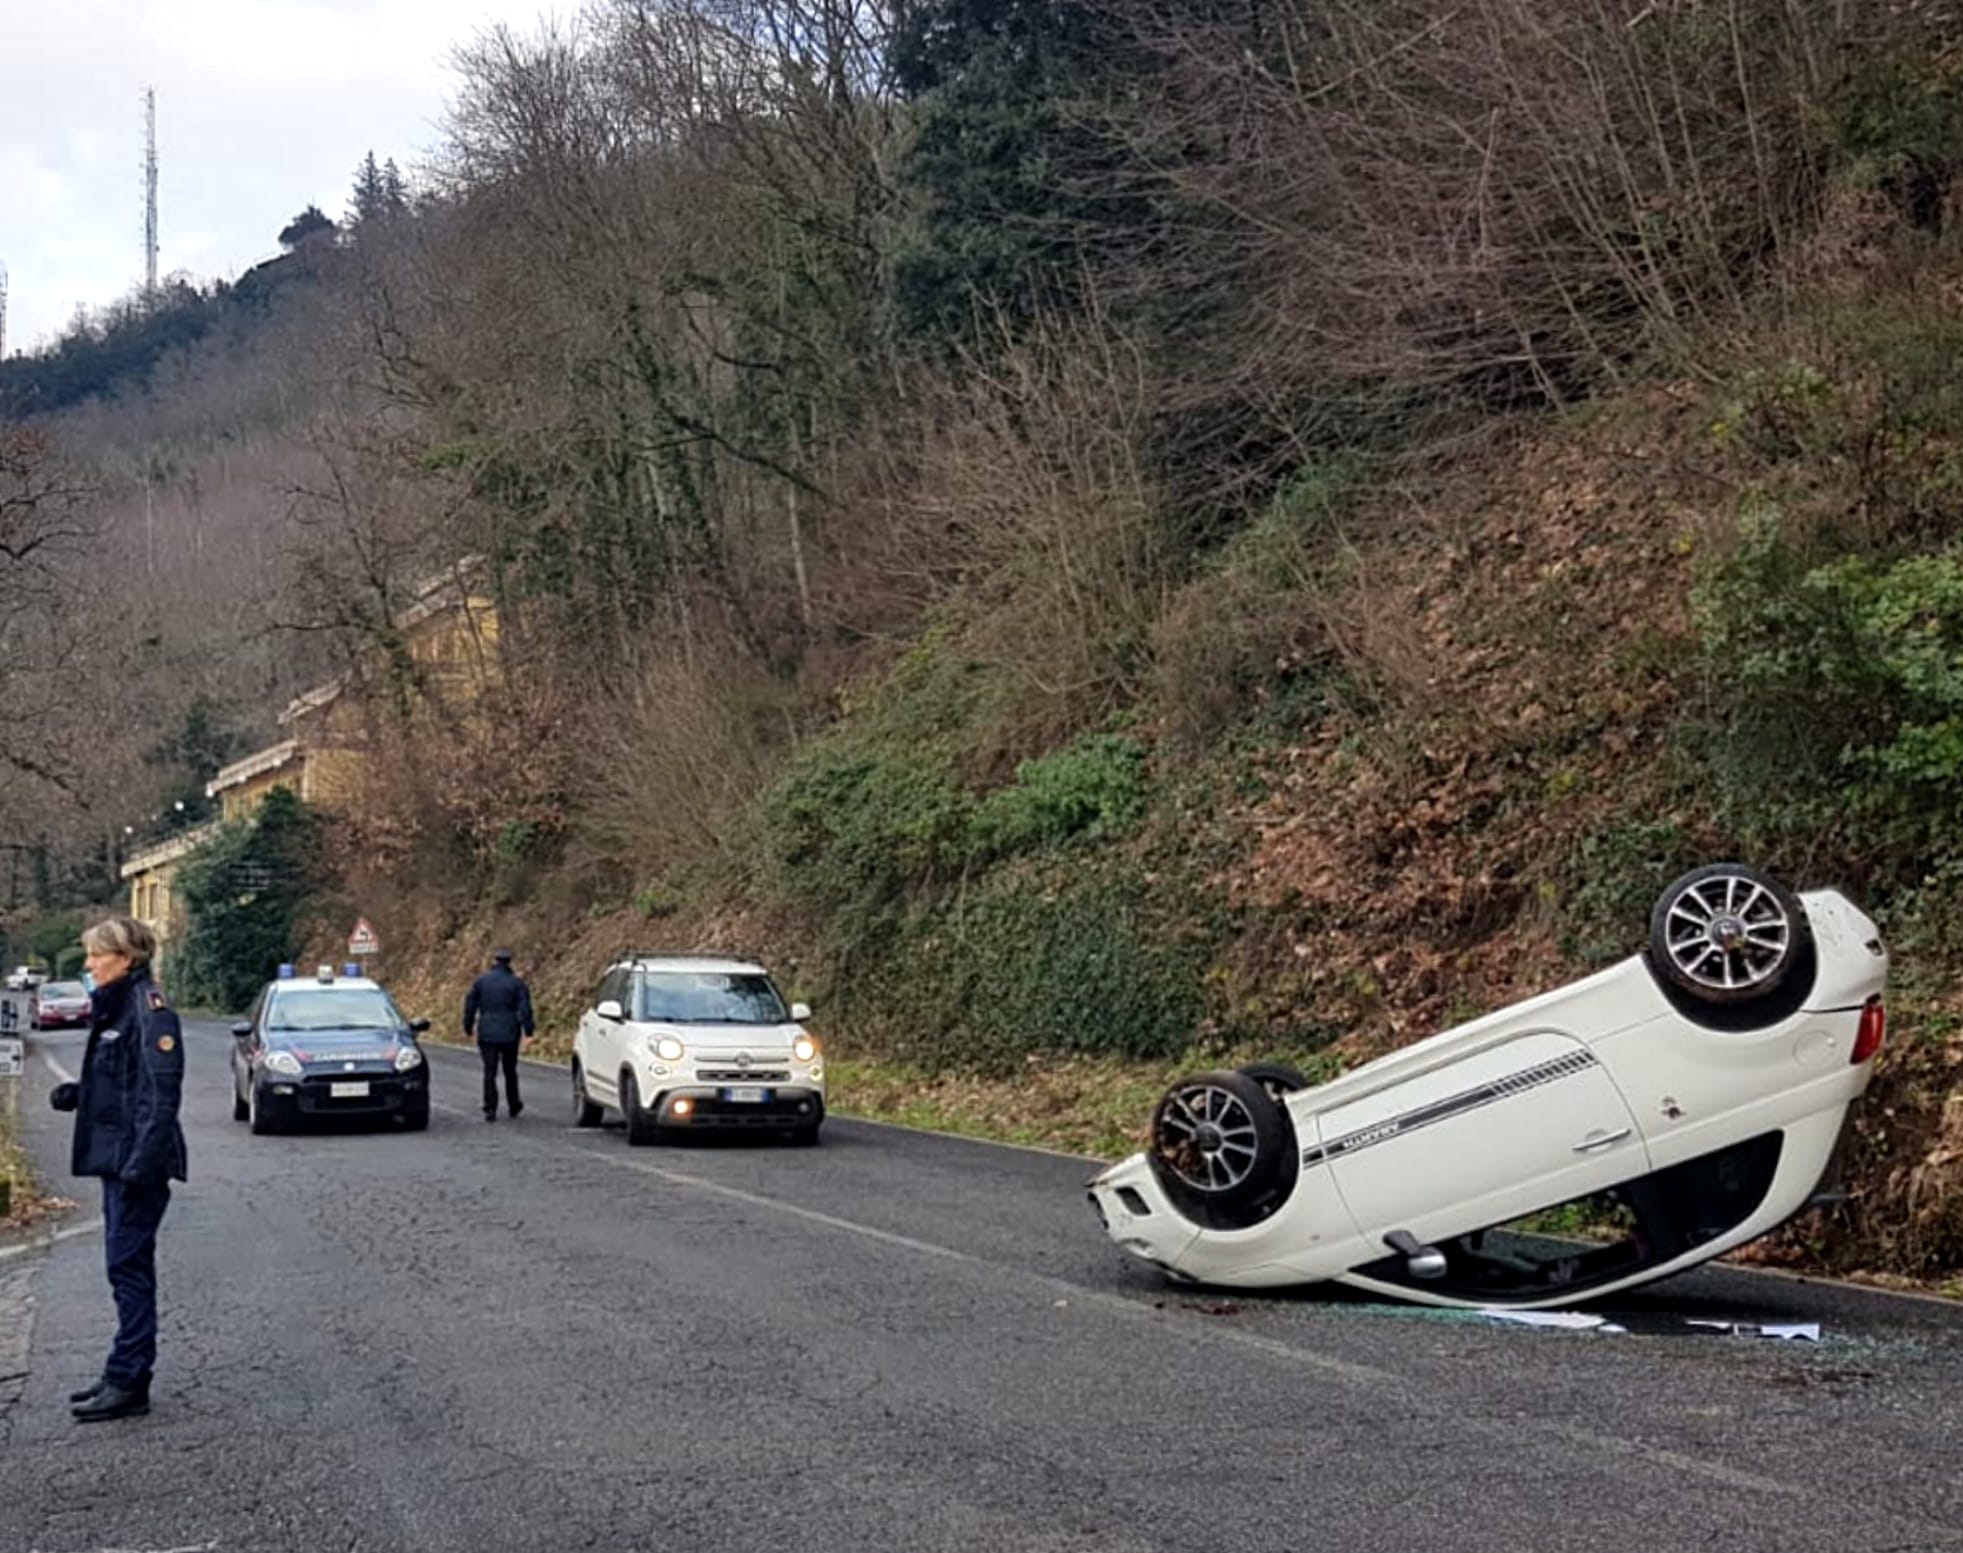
[33, 1541, 220, 1553]
[0, 1218, 105, 1263]
[42, 1050, 75, 1084]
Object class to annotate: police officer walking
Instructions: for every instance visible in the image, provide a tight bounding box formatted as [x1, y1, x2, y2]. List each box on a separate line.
[463, 949, 534, 1121]
[48, 916, 186, 1422]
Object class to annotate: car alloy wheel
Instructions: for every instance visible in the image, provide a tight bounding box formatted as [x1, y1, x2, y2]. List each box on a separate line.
[1157, 1082, 1261, 1192]
[1650, 863, 1812, 1007]
[1149, 1069, 1291, 1210]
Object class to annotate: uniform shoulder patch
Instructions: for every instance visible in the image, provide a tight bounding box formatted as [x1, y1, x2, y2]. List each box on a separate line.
[157, 1034, 176, 1053]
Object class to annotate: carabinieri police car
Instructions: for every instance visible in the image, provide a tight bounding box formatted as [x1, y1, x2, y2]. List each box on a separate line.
[230, 964, 432, 1134]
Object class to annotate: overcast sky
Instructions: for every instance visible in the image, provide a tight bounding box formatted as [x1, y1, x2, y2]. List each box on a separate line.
[0, 0, 557, 354]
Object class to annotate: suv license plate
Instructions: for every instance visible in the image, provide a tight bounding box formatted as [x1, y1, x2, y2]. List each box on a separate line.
[723, 1086, 767, 1104]
[330, 1081, 370, 1098]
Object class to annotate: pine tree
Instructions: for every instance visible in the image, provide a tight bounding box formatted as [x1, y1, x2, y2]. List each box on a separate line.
[350, 151, 390, 227]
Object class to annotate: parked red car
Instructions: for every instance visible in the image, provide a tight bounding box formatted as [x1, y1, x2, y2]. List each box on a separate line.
[33, 981, 91, 1030]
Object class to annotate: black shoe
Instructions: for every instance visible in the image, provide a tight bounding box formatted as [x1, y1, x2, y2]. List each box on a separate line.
[68, 1379, 105, 1405]
[509, 1103, 524, 1118]
[73, 1382, 149, 1422]
[483, 1111, 497, 1122]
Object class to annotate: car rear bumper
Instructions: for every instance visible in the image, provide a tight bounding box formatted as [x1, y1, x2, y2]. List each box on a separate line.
[655, 1084, 825, 1131]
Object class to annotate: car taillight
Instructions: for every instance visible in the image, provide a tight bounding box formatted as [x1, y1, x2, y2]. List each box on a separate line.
[1851, 996, 1886, 1065]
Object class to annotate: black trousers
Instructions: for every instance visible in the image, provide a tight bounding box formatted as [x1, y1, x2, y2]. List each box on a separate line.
[102, 1178, 170, 1388]
[480, 1042, 521, 1115]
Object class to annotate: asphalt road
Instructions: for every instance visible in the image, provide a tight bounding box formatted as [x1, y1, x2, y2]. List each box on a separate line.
[2, 1018, 1961, 1553]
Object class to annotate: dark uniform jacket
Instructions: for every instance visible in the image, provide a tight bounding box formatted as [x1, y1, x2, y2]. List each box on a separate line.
[463, 965, 535, 1046]
[48, 968, 188, 1186]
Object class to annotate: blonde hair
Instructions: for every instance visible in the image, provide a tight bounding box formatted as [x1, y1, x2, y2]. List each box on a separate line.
[82, 915, 158, 966]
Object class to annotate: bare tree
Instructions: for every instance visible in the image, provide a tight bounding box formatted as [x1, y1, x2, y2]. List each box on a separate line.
[0, 430, 97, 801]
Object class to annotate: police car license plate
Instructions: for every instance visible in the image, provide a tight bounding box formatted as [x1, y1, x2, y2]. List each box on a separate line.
[723, 1086, 767, 1103]
[330, 1081, 370, 1098]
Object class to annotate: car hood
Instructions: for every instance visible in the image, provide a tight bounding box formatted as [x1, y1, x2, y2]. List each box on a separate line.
[271, 1030, 410, 1064]
[639, 1021, 801, 1057]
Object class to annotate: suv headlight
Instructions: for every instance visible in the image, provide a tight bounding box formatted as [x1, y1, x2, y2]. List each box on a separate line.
[793, 1034, 819, 1063]
[264, 1051, 303, 1077]
[395, 1045, 424, 1072]
[652, 1035, 686, 1062]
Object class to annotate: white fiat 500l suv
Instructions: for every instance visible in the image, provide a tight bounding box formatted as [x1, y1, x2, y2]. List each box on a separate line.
[570, 955, 825, 1145]
[1088, 864, 1889, 1309]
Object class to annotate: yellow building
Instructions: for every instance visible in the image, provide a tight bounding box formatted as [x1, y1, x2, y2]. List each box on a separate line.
[208, 564, 501, 821]
[121, 823, 218, 991]
[205, 739, 310, 823]
[264, 562, 501, 811]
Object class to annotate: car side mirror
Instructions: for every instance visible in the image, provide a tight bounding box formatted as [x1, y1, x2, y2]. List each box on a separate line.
[231, 1023, 252, 1040]
[597, 999, 624, 1022]
[408, 1018, 431, 1034]
[790, 1002, 811, 1022]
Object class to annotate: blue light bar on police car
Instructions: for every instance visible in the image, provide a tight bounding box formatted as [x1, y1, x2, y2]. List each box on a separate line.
[344, 964, 361, 979]
[277, 964, 295, 979]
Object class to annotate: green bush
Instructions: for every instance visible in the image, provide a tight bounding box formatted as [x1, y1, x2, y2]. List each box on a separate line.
[24, 910, 83, 974]
[1833, 59, 1963, 224]
[1558, 819, 1697, 966]
[969, 734, 1147, 862]
[490, 817, 552, 906]
[174, 788, 328, 1012]
[633, 879, 684, 920]
[1691, 497, 1963, 866]
[763, 739, 976, 948]
[871, 869, 1204, 1076]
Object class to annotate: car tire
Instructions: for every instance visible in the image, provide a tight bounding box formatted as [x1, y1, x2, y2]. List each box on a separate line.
[401, 1096, 430, 1132]
[1649, 863, 1814, 1007]
[622, 1072, 659, 1147]
[1237, 1062, 1313, 1107]
[572, 1061, 603, 1128]
[1148, 1069, 1291, 1218]
[247, 1084, 277, 1137]
[232, 1080, 249, 1123]
[788, 1126, 821, 1147]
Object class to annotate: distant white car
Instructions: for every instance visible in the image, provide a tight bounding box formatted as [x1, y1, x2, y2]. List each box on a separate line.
[6, 966, 47, 991]
[1088, 864, 1889, 1308]
[571, 954, 825, 1145]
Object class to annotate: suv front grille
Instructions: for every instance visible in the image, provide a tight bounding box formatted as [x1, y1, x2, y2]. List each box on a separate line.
[696, 1068, 791, 1082]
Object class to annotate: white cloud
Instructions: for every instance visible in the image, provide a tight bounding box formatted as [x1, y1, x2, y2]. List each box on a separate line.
[0, 0, 555, 353]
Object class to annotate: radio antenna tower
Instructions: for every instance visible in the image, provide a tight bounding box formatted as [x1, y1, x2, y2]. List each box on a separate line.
[143, 88, 159, 298]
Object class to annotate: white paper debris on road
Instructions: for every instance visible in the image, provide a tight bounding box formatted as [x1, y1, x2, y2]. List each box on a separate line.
[1686, 1319, 1822, 1341]
[1477, 1309, 1626, 1332]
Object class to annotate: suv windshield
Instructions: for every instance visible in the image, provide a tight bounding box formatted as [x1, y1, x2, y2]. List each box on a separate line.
[268, 988, 404, 1032]
[636, 972, 788, 1025]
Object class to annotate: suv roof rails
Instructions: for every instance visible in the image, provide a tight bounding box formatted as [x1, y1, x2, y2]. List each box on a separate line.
[619, 950, 760, 964]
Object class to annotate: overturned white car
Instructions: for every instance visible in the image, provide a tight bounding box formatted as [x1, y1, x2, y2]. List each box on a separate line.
[1088, 865, 1888, 1308]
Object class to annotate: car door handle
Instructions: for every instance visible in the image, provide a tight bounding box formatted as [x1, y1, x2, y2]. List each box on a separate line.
[1573, 1126, 1632, 1153]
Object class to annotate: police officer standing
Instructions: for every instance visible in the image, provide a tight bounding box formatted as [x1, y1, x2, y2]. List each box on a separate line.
[463, 949, 534, 1121]
[48, 916, 186, 1422]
